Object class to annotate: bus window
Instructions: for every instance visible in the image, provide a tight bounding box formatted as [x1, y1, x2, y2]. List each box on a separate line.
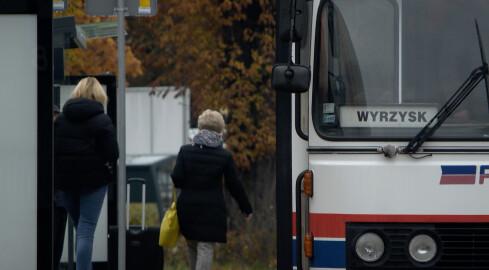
[313, 0, 489, 140]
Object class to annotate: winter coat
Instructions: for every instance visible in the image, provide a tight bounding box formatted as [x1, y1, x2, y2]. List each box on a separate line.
[171, 143, 253, 243]
[54, 98, 119, 191]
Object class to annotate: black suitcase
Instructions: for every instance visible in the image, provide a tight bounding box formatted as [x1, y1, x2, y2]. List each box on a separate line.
[109, 178, 164, 270]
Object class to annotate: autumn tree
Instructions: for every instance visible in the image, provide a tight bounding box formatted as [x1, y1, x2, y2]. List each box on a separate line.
[127, 0, 275, 168]
[127, 0, 277, 266]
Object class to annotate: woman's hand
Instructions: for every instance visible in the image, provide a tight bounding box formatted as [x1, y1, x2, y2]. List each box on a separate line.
[242, 212, 252, 220]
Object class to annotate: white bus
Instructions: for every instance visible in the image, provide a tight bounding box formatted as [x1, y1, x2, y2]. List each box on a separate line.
[273, 0, 489, 269]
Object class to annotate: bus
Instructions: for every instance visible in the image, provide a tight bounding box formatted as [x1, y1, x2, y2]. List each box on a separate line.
[273, 0, 489, 269]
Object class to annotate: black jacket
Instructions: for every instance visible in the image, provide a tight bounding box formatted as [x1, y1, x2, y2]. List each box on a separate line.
[54, 98, 119, 191]
[171, 144, 253, 243]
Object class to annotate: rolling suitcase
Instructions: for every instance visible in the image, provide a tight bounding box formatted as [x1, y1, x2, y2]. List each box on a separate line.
[109, 178, 164, 270]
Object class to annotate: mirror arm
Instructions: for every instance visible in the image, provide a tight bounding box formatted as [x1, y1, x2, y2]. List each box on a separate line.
[287, 0, 297, 68]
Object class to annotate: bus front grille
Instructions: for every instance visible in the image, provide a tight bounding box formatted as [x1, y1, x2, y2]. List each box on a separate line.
[346, 222, 489, 269]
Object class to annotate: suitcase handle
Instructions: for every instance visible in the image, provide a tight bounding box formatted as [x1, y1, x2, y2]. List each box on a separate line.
[128, 178, 146, 184]
[126, 178, 146, 230]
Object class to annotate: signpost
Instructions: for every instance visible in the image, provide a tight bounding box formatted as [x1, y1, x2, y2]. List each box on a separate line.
[53, 0, 68, 12]
[86, 0, 157, 16]
[116, 1, 127, 269]
[85, 1, 158, 269]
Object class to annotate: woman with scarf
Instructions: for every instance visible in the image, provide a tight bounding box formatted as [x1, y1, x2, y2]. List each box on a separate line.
[171, 109, 253, 270]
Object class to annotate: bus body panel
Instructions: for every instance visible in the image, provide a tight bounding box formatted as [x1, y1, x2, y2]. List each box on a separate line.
[293, 153, 489, 269]
[308, 154, 489, 216]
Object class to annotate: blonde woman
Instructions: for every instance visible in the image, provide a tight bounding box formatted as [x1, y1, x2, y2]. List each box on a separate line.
[171, 109, 253, 270]
[54, 77, 119, 270]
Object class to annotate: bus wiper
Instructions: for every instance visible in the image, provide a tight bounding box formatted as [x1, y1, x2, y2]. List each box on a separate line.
[403, 20, 489, 154]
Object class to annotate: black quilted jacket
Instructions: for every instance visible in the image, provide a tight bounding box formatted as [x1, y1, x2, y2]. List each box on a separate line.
[171, 144, 253, 243]
[54, 98, 118, 191]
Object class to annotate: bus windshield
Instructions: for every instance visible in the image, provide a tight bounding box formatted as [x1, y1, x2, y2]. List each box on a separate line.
[313, 0, 489, 140]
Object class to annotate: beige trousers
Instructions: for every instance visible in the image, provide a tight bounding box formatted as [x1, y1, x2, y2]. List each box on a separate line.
[186, 239, 216, 270]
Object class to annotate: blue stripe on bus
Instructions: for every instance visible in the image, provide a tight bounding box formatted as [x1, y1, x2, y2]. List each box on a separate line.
[441, 165, 476, 175]
[293, 239, 346, 268]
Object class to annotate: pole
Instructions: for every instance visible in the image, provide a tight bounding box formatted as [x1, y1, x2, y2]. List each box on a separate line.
[68, 219, 74, 270]
[116, 0, 126, 269]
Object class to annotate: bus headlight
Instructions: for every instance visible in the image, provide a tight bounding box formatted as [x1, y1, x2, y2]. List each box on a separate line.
[408, 234, 437, 263]
[355, 232, 385, 262]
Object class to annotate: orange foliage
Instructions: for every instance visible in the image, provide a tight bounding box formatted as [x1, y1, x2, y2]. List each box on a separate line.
[127, 0, 276, 171]
[54, 0, 142, 80]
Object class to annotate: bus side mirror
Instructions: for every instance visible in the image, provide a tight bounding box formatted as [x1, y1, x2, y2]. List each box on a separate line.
[271, 64, 311, 93]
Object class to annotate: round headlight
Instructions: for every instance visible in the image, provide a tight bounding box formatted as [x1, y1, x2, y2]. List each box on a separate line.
[355, 232, 385, 262]
[408, 234, 437, 263]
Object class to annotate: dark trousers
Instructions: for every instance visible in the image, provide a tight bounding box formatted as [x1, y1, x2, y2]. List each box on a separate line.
[38, 205, 66, 269]
[53, 206, 67, 269]
[37, 205, 53, 269]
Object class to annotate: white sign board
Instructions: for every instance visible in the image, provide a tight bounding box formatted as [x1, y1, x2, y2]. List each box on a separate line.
[53, 0, 68, 11]
[86, 0, 157, 16]
[339, 105, 438, 128]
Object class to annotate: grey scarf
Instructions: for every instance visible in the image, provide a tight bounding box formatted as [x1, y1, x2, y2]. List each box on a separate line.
[193, 129, 223, 148]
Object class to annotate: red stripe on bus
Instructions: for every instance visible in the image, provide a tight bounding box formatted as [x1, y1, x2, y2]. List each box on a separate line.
[292, 213, 489, 238]
[440, 175, 476, 184]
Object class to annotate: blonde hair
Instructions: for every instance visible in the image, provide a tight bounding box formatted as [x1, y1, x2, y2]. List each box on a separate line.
[70, 77, 108, 105]
[198, 109, 225, 133]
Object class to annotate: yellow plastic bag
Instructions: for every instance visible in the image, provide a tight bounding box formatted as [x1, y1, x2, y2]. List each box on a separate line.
[159, 188, 180, 247]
